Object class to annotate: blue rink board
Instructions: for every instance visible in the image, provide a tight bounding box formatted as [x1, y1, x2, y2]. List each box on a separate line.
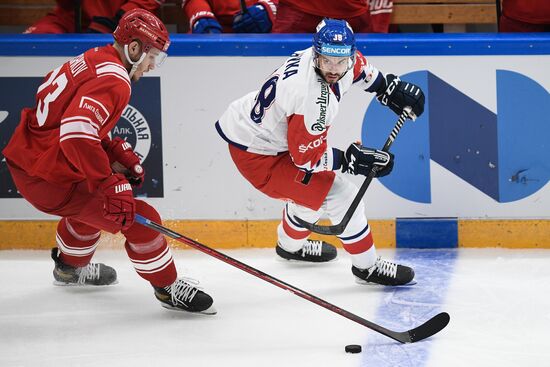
[0, 33, 549, 56]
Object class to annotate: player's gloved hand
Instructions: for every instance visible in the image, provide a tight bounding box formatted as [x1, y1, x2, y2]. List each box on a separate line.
[99, 174, 135, 231]
[102, 137, 145, 187]
[377, 74, 425, 119]
[233, 4, 272, 33]
[341, 143, 394, 177]
[87, 10, 124, 33]
[192, 17, 222, 33]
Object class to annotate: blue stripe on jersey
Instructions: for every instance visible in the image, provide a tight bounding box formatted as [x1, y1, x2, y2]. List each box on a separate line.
[215, 121, 249, 152]
[337, 223, 369, 241]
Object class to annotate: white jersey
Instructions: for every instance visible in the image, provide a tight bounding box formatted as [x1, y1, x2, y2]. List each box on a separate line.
[216, 47, 384, 172]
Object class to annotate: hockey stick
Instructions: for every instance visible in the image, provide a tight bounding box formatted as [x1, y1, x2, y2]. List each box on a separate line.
[293, 109, 411, 235]
[135, 213, 450, 343]
[496, 0, 502, 28]
[240, 0, 248, 13]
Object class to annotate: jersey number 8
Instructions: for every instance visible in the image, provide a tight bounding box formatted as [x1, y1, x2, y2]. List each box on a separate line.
[250, 75, 279, 124]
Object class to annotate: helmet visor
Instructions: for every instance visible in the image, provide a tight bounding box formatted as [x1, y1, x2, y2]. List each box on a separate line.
[147, 47, 168, 67]
[314, 54, 352, 74]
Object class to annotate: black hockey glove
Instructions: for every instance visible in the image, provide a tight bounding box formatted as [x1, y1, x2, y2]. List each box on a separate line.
[340, 143, 394, 178]
[377, 74, 425, 119]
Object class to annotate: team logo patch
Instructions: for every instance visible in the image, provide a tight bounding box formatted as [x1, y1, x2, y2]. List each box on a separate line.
[79, 96, 110, 125]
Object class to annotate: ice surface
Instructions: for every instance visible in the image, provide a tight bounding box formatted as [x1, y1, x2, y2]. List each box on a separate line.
[1, 248, 549, 367]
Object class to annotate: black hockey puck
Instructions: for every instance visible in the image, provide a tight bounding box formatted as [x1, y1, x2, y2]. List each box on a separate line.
[345, 344, 362, 354]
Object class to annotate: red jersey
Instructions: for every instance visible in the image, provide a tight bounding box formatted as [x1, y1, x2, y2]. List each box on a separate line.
[27, 0, 162, 33]
[279, 0, 368, 19]
[183, 0, 277, 32]
[502, 0, 550, 24]
[55, 0, 162, 19]
[2, 45, 131, 193]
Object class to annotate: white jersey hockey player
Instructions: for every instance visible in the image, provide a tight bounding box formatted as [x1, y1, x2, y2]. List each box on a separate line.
[216, 18, 425, 286]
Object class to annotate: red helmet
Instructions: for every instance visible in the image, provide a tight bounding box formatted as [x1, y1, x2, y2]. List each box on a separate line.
[113, 9, 170, 53]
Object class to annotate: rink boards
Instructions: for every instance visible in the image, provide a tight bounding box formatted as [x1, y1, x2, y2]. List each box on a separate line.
[0, 34, 549, 249]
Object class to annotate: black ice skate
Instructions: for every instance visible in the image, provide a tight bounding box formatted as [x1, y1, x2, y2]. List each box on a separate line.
[51, 247, 117, 286]
[352, 257, 415, 286]
[154, 277, 216, 315]
[276, 240, 337, 263]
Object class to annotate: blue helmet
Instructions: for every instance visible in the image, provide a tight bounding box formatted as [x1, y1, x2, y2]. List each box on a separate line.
[312, 19, 356, 58]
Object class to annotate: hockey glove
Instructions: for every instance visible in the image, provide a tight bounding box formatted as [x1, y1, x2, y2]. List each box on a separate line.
[192, 17, 222, 33]
[233, 4, 272, 33]
[99, 174, 135, 231]
[341, 143, 394, 177]
[377, 74, 425, 119]
[87, 10, 124, 33]
[102, 137, 145, 187]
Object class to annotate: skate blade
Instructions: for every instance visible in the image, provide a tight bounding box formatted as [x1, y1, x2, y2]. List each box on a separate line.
[160, 302, 218, 315]
[53, 280, 119, 286]
[354, 277, 417, 286]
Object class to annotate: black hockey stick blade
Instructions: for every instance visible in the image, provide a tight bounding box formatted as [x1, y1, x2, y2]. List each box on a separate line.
[402, 312, 450, 343]
[373, 311, 450, 344]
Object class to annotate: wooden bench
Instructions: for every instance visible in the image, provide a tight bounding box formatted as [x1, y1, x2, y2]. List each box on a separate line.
[0, 0, 54, 27]
[392, 0, 497, 24]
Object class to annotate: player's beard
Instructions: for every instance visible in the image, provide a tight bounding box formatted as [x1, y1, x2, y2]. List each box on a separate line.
[321, 70, 346, 84]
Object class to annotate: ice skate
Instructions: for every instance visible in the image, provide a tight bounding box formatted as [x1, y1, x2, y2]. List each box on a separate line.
[154, 277, 216, 315]
[352, 256, 414, 286]
[276, 239, 337, 263]
[51, 247, 117, 286]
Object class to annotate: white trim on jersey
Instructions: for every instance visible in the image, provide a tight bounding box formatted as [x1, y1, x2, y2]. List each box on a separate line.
[96, 62, 131, 89]
[65, 220, 100, 242]
[60, 120, 99, 139]
[60, 133, 100, 143]
[130, 246, 174, 274]
[61, 115, 100, 131]
[56, 233, 99, 257]
[370, 8, 393, 15]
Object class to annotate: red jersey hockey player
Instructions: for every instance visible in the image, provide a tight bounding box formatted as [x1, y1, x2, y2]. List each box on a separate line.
[24, 0, 162, 34]
[183, 0, 277, 33]
[499, 0, 550, 32]
[273, 0, 392, 33]
[216, 19, 424, 286]
[3, 9, 215, 314]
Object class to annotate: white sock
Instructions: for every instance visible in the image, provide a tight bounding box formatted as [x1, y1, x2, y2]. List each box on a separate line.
[351, 246, 378, 270]
[277, 223, 307, 252]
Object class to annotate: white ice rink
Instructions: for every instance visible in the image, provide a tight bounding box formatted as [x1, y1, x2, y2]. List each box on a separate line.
[1, 247, 550, 367]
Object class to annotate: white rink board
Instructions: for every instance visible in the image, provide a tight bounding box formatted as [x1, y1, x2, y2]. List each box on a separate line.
[1, 54, 549, 220]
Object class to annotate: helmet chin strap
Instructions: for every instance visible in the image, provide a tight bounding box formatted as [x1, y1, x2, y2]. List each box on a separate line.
[124, 44, 146, 79]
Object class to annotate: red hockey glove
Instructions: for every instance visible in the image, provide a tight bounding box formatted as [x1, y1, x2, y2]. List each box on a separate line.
[99, 174, 135, 231]
[102, 137, 145, 187]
